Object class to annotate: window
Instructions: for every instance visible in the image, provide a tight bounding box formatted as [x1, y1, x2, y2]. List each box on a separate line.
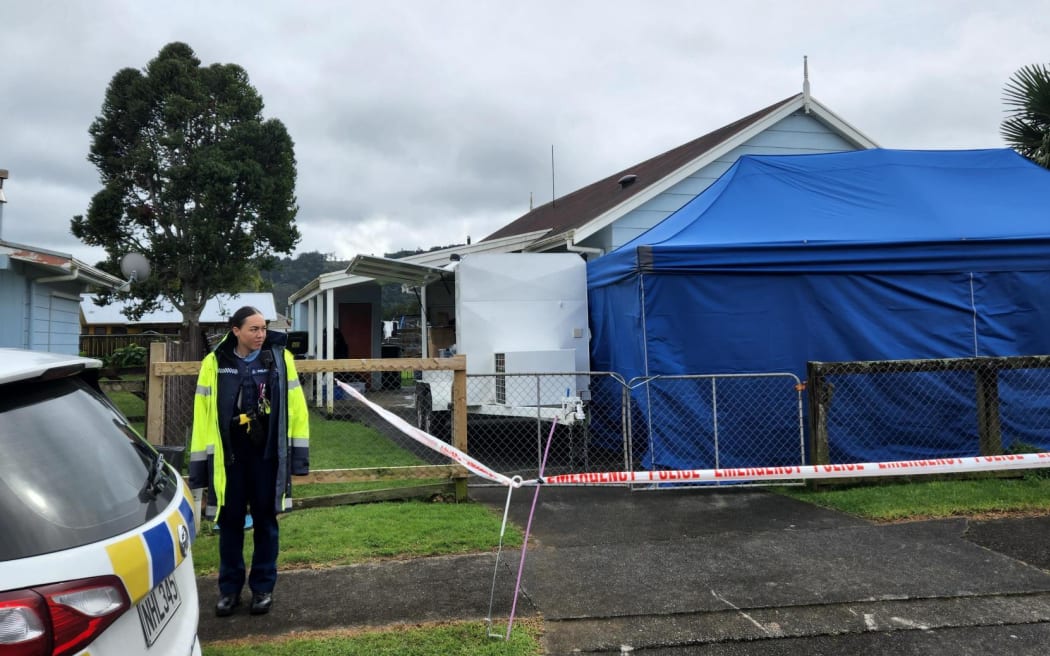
[0, 377, 176, 561]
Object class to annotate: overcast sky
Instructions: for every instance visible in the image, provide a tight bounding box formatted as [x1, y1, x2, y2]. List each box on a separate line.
[2, 1, 1047, 265]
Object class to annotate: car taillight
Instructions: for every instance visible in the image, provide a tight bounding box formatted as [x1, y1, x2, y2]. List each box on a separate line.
[0, 576, 131, 656]
[0, 589, 49, 656]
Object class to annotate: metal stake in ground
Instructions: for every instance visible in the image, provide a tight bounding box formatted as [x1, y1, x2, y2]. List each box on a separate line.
[485, 474, 522, 639]
[487, 418, 558, 640]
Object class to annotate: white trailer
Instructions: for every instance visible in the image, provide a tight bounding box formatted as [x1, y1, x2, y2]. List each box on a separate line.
[413, 252, 590, 435]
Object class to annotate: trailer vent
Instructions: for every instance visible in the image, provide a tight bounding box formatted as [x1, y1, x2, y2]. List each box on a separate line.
[494, 353, 506, 404]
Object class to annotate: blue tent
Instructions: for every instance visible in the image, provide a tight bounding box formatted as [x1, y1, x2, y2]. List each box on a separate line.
[587, 149, 1050, 469]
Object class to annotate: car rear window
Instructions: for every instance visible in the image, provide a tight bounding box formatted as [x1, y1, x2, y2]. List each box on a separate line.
[0, 375, 178, 561]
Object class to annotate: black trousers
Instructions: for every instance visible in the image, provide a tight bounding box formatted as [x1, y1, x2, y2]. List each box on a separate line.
[217, 429, 279, 595]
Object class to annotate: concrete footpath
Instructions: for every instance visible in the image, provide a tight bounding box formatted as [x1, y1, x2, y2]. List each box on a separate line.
[197, 486, 1050, 654]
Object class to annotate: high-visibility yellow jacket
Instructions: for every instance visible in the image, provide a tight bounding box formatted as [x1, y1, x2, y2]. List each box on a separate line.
[188, 330, 309, 519]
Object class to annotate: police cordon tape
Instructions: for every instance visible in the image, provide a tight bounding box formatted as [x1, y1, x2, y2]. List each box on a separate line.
[335, 380, 1050, 487]
[528, 453, 1050, 486]
[335, 380, 519, 487]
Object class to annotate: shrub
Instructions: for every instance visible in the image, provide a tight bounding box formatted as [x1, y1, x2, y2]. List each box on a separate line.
[105, 344, 148, 368]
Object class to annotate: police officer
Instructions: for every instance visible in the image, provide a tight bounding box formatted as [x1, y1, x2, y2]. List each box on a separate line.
[189, 306, 309, 616]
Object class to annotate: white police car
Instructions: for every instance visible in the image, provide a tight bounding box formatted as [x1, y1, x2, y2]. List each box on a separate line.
[0, 348, 201, 655]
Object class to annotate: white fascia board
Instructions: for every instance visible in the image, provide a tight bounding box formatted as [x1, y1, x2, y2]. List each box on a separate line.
[318, 270, 369, 291]
[71, 258, 124, 290]
[0, 240, 122, 290]
[806, 97, 880, 149]
[342, 230, 553, 285]
[287, 277, 320, 304]
[288, 270, 373, 304]
[523, 229, 578, 252]
[346, 255, 449, 286]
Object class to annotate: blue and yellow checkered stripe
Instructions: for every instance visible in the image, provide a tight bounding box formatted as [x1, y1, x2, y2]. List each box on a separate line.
[104, 481, 197, 603]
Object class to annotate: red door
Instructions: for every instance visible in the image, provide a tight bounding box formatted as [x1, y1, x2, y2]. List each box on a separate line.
[339, 303, 372, 388]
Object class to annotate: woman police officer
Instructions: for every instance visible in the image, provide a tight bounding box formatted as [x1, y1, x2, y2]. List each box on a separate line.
[189, 306, 309, 616]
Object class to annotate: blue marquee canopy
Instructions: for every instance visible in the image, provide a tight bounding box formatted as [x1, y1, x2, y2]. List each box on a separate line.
[587, 149, 1050, 469]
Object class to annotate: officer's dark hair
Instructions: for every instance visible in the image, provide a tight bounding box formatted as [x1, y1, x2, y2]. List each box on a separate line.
[230, 306, 264, 329]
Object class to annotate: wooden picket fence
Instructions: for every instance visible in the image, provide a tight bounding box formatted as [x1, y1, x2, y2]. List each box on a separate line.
[144, 342, 470, 504]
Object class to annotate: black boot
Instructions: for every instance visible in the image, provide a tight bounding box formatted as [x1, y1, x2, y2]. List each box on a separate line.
[250, 591, 272, 615]
[215, 593, 241, 617]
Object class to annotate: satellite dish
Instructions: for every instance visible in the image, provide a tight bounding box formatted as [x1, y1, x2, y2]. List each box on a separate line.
[120, 252, 151, 284]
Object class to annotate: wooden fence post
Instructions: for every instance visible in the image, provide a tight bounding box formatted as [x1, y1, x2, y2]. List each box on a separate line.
[974, 363, 1003, 456]
[147, 342, 167, 446]
[451, 355, 468, 502]
[806, 361, 830, 467]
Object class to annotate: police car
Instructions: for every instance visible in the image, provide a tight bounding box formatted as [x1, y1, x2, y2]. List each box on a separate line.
[0, 349, 201, 655]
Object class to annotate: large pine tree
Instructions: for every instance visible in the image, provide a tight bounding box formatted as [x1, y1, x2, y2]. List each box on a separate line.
[72, 42, 300, 357]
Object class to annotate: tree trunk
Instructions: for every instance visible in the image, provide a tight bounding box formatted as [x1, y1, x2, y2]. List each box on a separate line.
[179, 320, 206, 362]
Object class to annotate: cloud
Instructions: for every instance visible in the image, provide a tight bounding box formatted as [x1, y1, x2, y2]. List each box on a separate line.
[1, 1, 1048, 264]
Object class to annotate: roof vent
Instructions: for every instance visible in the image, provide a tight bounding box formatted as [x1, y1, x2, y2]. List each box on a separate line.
[617, 174, 637, 189]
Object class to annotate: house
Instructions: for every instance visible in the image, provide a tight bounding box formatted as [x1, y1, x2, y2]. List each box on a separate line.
[483, 91, 876, 257]
[0, 239, 123, 354]
[81, 291, 280, 335]
[288, 87, 876, 369]
[80, 292, 280, 356]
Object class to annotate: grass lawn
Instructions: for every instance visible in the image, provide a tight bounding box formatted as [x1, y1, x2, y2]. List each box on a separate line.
[191, 500, 523, 574]
[201, 619, 543, 656]
[183, 411, 522, 576]
[101, 389, 522, 572]
[774, 471, 1050, 521]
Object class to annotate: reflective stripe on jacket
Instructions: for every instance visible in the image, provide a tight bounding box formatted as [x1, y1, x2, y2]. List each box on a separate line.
[189, 332, 309, 519]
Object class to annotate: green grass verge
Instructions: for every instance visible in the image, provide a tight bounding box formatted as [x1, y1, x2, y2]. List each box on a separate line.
[294, 414, 444, 499]
[192, 500, 522, 575]
[202, 619, 543, 655]
[775, 472, 1050, 521]
[308, 414, 425, 469]
[189, 410, 520, 576]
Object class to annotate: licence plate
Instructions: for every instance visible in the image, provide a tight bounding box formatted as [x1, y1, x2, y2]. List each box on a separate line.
[137, 573, 182, 647]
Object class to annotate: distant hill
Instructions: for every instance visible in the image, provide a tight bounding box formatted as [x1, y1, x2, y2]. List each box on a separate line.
[261, 252, 347, 313]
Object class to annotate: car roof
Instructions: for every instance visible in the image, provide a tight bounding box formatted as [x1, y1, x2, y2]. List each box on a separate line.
[0, 348, 101, 385]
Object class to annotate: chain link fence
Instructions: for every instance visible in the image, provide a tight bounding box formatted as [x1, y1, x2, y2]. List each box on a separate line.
[139, 351, 1050, 495]
[142, 357, 806, 490]
[626, 373, 806, 488]
[405, 370, 804, 488]
[808, 355, 1050, 465]
[309, 369, 631, 485]
[455, 372, 628, 483]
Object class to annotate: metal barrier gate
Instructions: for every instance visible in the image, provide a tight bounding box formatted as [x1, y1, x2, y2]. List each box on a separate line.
[626, 373, 806, 489]
[443, 371, 805, 489]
